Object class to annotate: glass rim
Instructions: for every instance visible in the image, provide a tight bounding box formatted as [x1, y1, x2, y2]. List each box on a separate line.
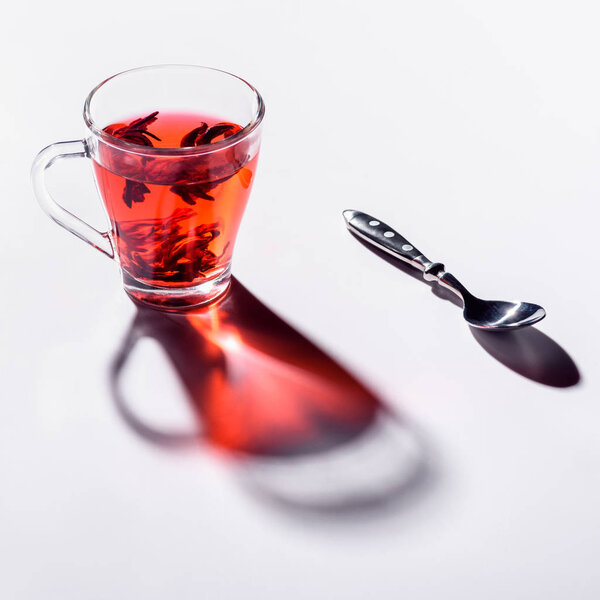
[83, 64, 265, 156]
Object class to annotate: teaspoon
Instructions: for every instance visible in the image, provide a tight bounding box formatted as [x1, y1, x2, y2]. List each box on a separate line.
[343, 210, 546, 330]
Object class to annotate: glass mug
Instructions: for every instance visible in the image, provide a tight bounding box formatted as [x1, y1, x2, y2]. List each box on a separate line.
[32, 65, 264, 309]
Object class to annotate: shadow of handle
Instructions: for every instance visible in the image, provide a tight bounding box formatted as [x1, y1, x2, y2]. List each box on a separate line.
[110, 326, 204, 449]
[471, 327, 580, 388]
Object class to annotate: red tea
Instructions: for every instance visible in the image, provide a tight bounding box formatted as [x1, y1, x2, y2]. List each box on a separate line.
[93, 112, 257, 294]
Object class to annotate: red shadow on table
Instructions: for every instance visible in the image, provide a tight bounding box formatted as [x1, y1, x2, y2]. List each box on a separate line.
[110, 278, 431, 514]
[351, 233, 580, 388]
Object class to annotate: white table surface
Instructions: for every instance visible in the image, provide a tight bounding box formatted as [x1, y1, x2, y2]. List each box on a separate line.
[2, 1, 600, 598]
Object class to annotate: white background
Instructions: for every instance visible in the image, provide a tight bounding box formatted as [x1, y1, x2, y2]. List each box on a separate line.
[2, 1, 600, 598]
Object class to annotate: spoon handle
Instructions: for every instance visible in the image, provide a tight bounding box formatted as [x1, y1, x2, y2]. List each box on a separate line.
[343, 210, 472, 301]
[343, 210, 436, 273]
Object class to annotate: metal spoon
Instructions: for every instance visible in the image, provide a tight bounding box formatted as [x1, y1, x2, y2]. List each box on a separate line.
[343, 210, 546, 330]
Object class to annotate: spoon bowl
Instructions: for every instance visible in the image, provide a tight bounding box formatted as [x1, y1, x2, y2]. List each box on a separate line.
[462, 298, 546, 330]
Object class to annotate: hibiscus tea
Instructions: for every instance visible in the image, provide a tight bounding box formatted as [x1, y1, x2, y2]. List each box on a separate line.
[92, 111, 258, 307]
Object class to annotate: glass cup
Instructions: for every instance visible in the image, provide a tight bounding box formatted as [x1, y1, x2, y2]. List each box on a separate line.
[32, 65, 264, 309]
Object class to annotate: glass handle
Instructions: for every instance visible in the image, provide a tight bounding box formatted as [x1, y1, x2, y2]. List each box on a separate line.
[31, 140, 114, 258]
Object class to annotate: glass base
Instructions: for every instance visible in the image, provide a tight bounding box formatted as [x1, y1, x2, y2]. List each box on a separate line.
[123, 267, 231, 311]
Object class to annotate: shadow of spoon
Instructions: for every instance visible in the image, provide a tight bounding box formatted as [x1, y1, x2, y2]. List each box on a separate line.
[351, 233, 581, 388]
[470, 327, 580, 388]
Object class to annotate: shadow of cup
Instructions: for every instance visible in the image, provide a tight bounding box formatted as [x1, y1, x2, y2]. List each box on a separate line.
[110, 278, 433, 514]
